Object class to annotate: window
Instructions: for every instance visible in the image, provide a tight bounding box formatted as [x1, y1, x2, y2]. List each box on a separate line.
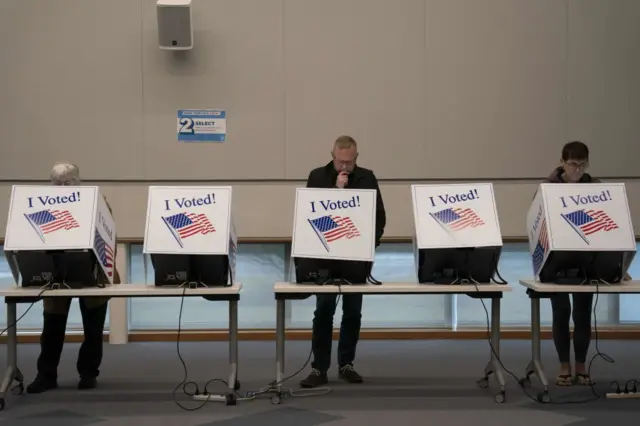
[0, 247, 109, 331]
[128, 243, 285, 329]
[457, 243, 616, 326]
[618, 243, 640, 323]
[289, 243, 448, 328]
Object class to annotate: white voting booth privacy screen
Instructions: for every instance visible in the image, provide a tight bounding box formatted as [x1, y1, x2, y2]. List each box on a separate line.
[143, 186, 235, 256]
[411, 184, 503, 249]
[292, 188, 377, 262]
[3, 185, 117, 284]
[527, 183, 636, 278]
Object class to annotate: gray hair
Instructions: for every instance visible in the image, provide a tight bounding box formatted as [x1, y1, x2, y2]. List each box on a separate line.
[50, 162, 81, 185]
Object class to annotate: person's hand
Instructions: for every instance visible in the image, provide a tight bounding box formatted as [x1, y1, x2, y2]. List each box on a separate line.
[336, 172, 349, 188]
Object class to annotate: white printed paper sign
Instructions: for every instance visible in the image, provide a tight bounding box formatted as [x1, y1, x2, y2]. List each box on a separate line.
[143, 186, 232, 255]
[292, 188, 376, 261]
[527, 183, 636, 278]
[177, 109, 226, 142]
[93, 194, 116, 283]
[542, 183, 635, 251]
[412, 184, 502, 249]
[4, 185, 117, 284]
[5, 186, 98, 251]
[527, 188, 550, 276]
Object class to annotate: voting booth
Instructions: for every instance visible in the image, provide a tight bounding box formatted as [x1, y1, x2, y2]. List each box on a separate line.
[4, 185, 116, 288]
[143, 186, 236, 287]
[411, 184, 503, 284]
[527, 183, 636, 284]
[291, 188, 377, 284]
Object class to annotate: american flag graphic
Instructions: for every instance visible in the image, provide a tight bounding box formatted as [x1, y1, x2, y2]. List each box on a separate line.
[162, 212, 215, 248]
[430, 207, 485, 232]
[308, 215, 360, 252]
[531, 218, 549, 274]
[24, 209, 79, 242]
[562, 209, 618, 238]
[94, 229, 114, 277]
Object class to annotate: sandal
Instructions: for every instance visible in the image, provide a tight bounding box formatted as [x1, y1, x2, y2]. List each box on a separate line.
[556, 374, 573, 386]
[574, 373, 595, 386]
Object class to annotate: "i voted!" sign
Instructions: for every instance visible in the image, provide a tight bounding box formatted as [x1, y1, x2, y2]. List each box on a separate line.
[292, 188, 376, 262]
[143, 186, 233, 255]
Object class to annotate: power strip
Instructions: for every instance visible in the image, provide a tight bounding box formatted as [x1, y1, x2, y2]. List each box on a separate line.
[606, 392, 640, 399]
[192, 394, 229, 402]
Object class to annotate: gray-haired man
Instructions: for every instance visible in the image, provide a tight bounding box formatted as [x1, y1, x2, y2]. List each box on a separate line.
[27, 163, 121, 393]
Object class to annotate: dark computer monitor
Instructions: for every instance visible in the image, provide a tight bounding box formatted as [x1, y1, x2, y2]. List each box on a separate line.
[538, 250, 625, 284]
[15, 250, 100, 288]
[150, 253, 230, 287]
[417, 246, 502, 284]
[293, 257, 372, 285]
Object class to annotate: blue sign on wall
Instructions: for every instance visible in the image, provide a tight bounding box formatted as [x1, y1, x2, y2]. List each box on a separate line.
[177, 109, 226, 142]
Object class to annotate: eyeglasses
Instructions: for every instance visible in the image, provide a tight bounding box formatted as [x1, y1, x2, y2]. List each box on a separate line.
[565, 161, 589, 170]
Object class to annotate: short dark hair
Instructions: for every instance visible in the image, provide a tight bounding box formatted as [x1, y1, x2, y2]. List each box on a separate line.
[562, 141, 589, 161]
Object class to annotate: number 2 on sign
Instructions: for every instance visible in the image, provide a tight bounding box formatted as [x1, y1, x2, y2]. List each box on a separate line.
[179, 118, 194, 134]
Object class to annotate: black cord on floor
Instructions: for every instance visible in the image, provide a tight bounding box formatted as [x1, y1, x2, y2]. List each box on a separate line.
[473, 270, 620, 405]
[172, 286, 211, 411]
[261, 280, 343, 391]
[470, 278, 543, 404]
[172, 261, 243, 410]
[172, 286, 234, 411]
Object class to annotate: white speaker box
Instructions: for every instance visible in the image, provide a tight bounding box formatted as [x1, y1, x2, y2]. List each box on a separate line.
[157, 0, 194, 50]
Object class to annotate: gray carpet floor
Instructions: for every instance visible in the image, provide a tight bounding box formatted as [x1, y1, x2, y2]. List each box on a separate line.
[0, 339, 639, 425]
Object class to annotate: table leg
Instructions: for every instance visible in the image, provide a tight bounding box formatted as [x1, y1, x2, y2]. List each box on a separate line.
[0, 302, 23, 411]
[478, 297, 506, 403]
[275, 298, 286, 391]
[228, 300, 238, 392]
[520, 296, 550, 402]
[490, 298, 505, 388]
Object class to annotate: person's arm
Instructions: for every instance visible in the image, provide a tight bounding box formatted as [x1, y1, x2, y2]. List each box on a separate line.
[371, 173, 386, 247]
[306, 169, 321, 188]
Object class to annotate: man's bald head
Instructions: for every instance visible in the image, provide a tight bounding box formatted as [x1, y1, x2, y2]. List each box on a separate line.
[50, 162, 81, 186]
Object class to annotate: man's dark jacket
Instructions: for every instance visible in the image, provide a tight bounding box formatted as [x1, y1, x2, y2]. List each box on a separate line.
[306, 162, 386, 247]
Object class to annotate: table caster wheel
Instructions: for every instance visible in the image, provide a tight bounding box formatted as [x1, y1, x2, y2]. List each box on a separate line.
[225, 394, 237, 406]
[494, 392, 505, 403]
[271, 395, 282, 405]
[0, 398, 5, 411]
[537, 391, 550, 403]
[476, 377, 489, 389]
[234, 380, 240, 390]
[11, 382, 24, 395]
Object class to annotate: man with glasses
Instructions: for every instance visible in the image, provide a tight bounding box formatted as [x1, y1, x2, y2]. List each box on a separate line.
[300, 135, 386, 388]
[27, 163, 121, 394]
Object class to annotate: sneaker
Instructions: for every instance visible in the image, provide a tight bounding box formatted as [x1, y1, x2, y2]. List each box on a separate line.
[26, 375, 58, 394]
[300, 368, 328, 388]
[339, 364, 363, 383]
[78, 376, 97, 390]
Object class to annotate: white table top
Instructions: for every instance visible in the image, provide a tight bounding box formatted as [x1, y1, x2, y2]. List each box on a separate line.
[0, 283, 242, 298]
[520, 279, 640, 294]
[274, 282, 511, 294]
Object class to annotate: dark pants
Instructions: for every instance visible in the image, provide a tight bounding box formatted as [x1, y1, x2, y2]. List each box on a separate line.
[311, 294, 363, 373]
[551, 293, 593, 364]
[37, 298, 108, 380]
